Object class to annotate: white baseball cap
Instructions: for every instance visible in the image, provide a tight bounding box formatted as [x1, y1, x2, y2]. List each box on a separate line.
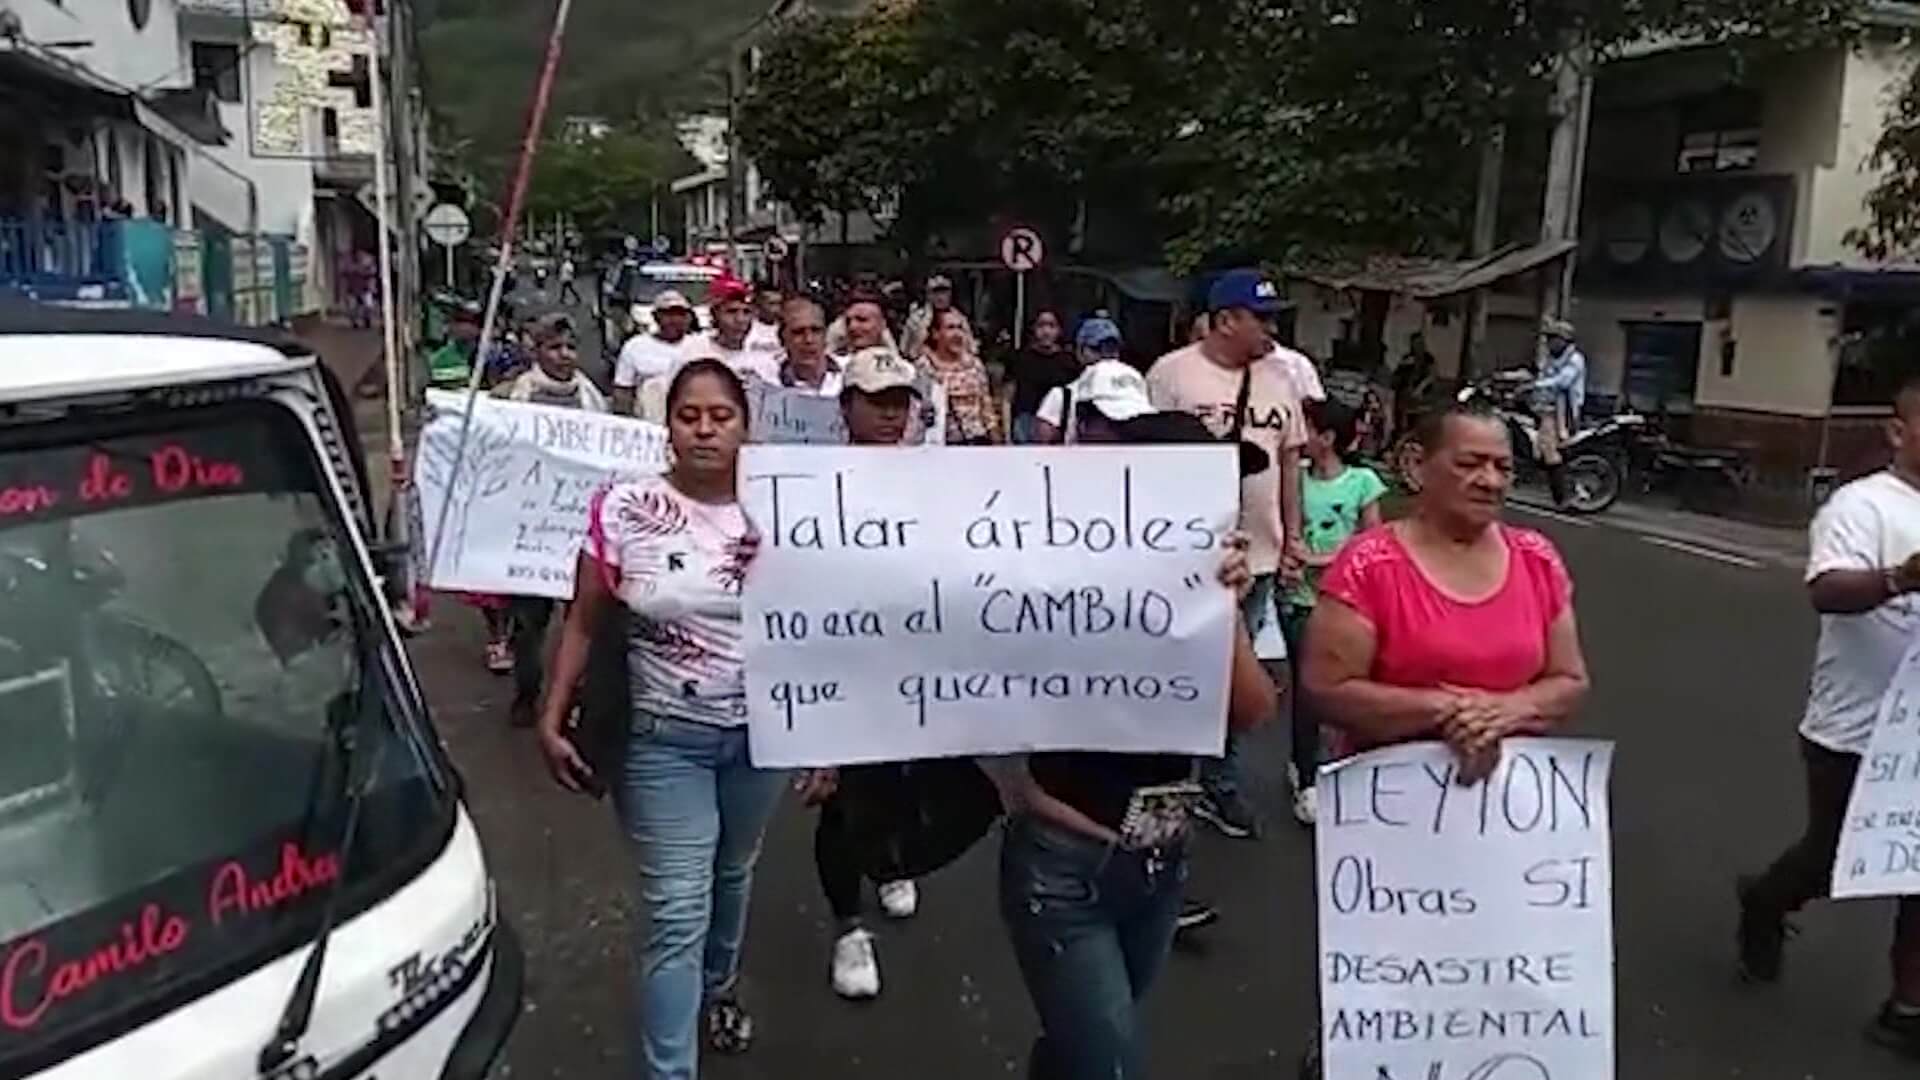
[841, 346, 921, 396]
[1071, 360, 1154, 422]
[653, 290, 693, 312]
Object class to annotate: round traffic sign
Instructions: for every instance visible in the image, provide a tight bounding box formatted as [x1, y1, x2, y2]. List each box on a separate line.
[421, 203, 471, 247]
[1000, 227, 1045, 272]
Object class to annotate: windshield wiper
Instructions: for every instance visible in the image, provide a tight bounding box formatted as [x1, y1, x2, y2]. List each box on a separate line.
[257, 633, 388, 1077]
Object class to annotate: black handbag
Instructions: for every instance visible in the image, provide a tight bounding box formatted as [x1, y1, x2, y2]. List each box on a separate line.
[574, 604, 633, 800]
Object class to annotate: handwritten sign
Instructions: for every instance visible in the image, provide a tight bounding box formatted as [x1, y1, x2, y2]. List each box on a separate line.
[747, 381, 848, 444]
[412, 390, 667, 599]
[1833, 639, 1920, 898]
[744, 377, 948, 446]
[1316, 739, 1616, 1080]
[739, 445, 1239, 767]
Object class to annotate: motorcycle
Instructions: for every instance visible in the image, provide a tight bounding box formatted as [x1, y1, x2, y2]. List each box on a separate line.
[1393, 370, 1640, 515]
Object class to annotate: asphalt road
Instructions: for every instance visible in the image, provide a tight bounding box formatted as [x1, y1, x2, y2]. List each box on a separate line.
[399, 477, 1918, 1080]
[435, 284, 1897, 1076]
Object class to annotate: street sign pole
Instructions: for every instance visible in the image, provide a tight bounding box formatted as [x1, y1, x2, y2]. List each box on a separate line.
[445, 244, 454, 288]
[999, 226, 1045, 352]
[1015, 271, 1027, 351]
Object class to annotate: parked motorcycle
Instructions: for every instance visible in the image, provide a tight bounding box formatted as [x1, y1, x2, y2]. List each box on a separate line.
[1393, 369, 1640, 515]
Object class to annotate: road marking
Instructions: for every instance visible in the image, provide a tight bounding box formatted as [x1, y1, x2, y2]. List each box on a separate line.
[1640, 535, 1761, 569]
[1509, 502, 1594, 528]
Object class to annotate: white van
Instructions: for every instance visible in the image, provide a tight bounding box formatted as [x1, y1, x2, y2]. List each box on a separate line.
[0, 303, 520, 1079]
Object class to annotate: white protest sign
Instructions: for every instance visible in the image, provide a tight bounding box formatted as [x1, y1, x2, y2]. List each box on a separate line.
[1317, 738, 1616, 1080]
[747, 380, 847, 444]
[745, 376, 948, 446]
[739, 445, 1239, 767]
[1833, 637, 1920, 898]
[413, 390, 668, 598]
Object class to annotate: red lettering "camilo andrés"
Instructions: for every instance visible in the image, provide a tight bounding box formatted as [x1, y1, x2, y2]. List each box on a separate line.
[0, 904, 189, 1030]
[207, 842, 340, 926]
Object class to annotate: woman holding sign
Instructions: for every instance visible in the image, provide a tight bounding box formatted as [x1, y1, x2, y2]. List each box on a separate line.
[985, 406, 1279, 1080]
[1301, 397, 1590, 783]
[533, 359, 782, 1080]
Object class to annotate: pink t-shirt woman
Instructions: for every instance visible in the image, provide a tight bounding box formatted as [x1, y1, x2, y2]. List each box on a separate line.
[1319, 523, 1571, 702]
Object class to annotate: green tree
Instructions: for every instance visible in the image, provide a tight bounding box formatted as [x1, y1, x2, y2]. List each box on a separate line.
[1852, 53, 1920, 260]
[738, 0, 1860, 271]
[522, 130, 696, 241]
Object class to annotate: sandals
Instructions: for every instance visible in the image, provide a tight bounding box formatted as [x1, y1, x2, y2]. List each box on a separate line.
[704, 995, 754, 1054]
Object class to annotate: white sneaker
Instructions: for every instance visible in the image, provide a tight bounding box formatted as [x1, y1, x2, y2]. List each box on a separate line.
[1293, 784, 1318, 827]
[830, 928, 881, 999]
[877, 879, 918, 919]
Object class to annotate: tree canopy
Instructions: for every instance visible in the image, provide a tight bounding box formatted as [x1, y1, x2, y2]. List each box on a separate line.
[738, 0, 1861, 271]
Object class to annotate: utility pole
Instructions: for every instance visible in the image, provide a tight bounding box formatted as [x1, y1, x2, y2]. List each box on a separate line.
[1539, 33, 1595, 323]
[725, 55, 745, 267]
[1458, 123, 1505, 378]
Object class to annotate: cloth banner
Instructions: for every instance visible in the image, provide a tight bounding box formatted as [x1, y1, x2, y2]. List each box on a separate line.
[1833, 636, 1920, 898]
[1316, 738, 1617, 1080]
[411, 390, 668, 599]
[739, 444, 1240, 767]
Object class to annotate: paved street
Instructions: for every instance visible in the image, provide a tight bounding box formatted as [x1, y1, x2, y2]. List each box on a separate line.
[407, 479, 1912, 1078]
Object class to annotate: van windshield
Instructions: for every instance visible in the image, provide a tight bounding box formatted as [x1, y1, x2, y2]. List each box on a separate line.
[0, 404, 445, 1064]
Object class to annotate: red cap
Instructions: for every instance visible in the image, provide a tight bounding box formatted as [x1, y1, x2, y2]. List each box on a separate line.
[711, 274, 751, 304]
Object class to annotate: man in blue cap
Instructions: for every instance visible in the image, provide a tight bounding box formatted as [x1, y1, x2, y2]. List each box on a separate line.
[1146, 268, 1307, 840]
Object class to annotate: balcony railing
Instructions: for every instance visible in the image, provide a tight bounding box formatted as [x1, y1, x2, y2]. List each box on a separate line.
[0, 220, 128, 302]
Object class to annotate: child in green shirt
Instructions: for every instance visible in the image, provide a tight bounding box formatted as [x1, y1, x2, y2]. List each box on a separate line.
[1282, 398, 1386, 826]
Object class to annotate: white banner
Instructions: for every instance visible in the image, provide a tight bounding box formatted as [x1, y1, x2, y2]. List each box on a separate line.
[1317, 738, 1616, 1080]
[412, 390, 668, 599]
[1833, 637, 1920, 898]
[744, 377, 947, 446]
[739, 445, 1239, 767]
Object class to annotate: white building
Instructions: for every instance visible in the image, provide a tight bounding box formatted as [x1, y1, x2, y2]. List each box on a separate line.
[1292, 11, 1920, 482]
[173, 0, 429, 316]
[0, 0, 208, 303]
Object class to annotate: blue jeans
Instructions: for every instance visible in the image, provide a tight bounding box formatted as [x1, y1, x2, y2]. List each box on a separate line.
[999, 816, 1187, 1080]
[616, 716, 787, 1080]
[1201, 573, 1281, 800]
[1011, 412, 1040, 444]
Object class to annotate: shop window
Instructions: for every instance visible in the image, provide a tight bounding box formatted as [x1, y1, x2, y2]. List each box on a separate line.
[191, 42, 242, 104]
[1835, 303, 1920, 408]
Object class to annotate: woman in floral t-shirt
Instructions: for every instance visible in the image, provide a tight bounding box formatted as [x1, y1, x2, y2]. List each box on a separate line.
[535, 359, 781, 1079]
[917, 307, 1004, 445]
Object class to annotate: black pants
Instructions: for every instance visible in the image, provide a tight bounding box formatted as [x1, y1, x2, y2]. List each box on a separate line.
[507, 597, 554, 708]
[559, 280, 582, 304]
[1279, 603, 1320, 784]
[816, 786, 869, 924]
[1748, 737, 1920, 994]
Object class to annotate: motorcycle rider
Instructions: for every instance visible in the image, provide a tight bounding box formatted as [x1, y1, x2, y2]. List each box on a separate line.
[1533, 317, 1588, 507]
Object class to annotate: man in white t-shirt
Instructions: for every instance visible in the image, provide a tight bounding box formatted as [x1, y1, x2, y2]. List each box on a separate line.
[1740, 374, 1920, 1054]
[1270, 342, 1324, 404]
[747, 280, 785, 356]
[692, 275, 781, 385]
[610, 289, 694, 415]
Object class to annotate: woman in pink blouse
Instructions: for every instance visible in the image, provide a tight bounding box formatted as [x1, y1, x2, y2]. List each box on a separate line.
[1302, 400, 1591, 781]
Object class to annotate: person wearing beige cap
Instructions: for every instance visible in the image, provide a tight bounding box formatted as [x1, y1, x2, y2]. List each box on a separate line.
[1532, 315, 1587, 507]
[789, 344, 936, 1001]
[612, 288, 696, 415]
